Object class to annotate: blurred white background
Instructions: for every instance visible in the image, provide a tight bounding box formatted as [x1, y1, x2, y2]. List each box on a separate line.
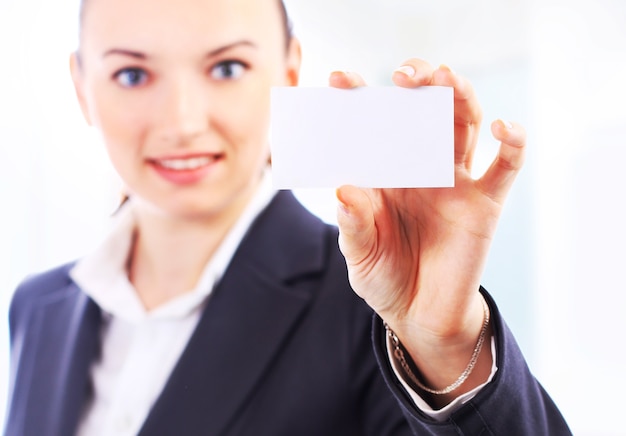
[1, 0, 625, 434]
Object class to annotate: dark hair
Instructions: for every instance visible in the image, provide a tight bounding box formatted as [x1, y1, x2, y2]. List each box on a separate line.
[79, 0, 294, 49]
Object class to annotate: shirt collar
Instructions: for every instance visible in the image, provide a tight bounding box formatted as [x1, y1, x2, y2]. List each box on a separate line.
[70, 171, 277, 323]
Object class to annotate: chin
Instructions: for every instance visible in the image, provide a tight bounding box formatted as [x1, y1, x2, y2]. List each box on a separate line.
[165, 192, 246, 223]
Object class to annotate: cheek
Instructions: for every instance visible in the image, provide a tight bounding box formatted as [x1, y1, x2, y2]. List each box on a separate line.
[88, 90, 147, 176]
[94, 93, 144, 142]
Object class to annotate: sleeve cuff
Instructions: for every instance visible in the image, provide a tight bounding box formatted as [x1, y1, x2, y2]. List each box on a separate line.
[386, 333, 498, 422]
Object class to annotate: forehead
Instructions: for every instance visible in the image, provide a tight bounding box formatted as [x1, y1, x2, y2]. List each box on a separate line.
[80, 0, 283, 52]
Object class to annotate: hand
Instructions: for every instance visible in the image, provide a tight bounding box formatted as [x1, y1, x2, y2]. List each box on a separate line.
[330, 60, 526, 405]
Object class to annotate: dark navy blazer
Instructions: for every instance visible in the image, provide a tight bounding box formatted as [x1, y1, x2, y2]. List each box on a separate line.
[5, 191, 570, 436]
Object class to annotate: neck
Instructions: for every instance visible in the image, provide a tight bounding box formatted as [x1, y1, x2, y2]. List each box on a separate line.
[128, 181, 262, 311]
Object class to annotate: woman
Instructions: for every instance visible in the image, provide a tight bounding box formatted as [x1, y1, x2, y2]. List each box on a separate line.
[5, 0, 570, 434]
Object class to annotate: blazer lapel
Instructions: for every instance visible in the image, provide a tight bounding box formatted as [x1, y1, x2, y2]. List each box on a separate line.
[17, 282, 101, 436]
[139, 191, 329, 436]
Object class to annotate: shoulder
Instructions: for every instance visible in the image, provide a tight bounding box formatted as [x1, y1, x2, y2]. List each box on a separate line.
[268, 192, 374, 322]
[241, 190, 342, 280]
[9, 262, 77, 332]
[247, 190, 368, 311]
[254, 190, 334, 242]
[12, 262, 76, 302]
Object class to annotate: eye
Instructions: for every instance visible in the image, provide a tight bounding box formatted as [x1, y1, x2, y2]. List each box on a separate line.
[113, 67, 149, 88]
[210, 61, 247, 80]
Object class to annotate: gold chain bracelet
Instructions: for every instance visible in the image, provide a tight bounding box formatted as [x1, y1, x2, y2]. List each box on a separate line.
[385, 296, 490, 395]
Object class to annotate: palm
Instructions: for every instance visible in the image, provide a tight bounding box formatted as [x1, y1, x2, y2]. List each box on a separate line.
[342, 171, 501, 334]
[332, 61, 525, 338]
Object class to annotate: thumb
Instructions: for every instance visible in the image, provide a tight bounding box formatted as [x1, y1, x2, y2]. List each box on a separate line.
[336, 185, 376, 266]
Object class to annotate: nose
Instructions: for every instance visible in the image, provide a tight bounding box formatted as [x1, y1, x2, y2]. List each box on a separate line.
[155, 74, 210, 146]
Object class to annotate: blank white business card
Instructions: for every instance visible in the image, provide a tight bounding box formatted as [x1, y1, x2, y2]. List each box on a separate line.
[270, 86, 454, 189]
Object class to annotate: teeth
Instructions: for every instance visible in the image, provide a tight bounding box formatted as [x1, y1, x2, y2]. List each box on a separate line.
[157, 156, 214, 170]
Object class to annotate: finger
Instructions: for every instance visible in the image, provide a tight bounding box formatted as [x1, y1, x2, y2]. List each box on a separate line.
[336, 185, 376, 266]
[329, 71, 367, 89]
[391, 58, 435, 88]
[432, 65, 483, 169]
[477, 120, 526, 204]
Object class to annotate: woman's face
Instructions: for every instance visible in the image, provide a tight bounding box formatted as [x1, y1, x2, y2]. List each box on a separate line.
[71, 0, 300, 221]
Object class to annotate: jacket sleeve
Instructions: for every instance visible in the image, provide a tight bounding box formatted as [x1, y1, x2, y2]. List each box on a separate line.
[372, 288, 572, 436]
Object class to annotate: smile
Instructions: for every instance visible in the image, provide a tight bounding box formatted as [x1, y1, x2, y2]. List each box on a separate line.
[154, 156, 218, 171]
[149, 154, 223, 185]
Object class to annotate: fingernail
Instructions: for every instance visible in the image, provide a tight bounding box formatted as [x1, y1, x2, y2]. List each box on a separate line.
[336, 189, 351, 215]
[394, 65, 416, 78]
[438, 64, 454, 74]
[501, 119, 513, 129]
[338, 202, 350, 216]
[331, 70, 354, 79]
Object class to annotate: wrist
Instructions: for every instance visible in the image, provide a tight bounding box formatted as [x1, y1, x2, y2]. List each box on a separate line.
[385, 294, 493, 405]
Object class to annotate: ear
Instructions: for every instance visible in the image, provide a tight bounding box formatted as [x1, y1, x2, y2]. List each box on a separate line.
[69, 52, 93, 126]
[284, 37, 302, 87]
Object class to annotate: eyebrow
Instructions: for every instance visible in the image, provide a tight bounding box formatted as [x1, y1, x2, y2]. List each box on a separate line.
[103, 49, 146, 60]
[206, 40, 257, 58]
[102, 40, 258, 60]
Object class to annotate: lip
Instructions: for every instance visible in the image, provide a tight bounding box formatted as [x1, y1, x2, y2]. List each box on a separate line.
[147, 153, 224, 185]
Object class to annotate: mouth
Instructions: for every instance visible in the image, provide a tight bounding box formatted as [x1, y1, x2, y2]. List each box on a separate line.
[152, 154, 222, 171]
[148, 153, 224, 185]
